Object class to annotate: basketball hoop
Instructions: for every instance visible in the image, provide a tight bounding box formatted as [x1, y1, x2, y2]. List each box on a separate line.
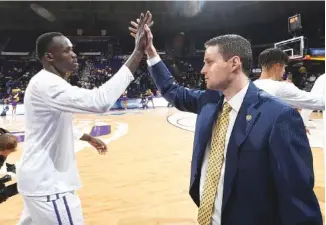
[274, 36, 304, 59]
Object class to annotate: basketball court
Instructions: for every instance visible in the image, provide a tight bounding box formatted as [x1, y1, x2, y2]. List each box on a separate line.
[0, 107, 324, 225]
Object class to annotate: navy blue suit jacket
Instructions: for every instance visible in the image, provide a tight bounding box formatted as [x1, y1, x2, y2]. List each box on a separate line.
[148, 60, 322, 225]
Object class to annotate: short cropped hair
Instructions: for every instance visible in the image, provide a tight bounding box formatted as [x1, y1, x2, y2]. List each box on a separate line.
[258, 48, 289, 69]
[36, 32, 63, 60]
[0, 128, 17, 151]
[205, 34, 252, 76]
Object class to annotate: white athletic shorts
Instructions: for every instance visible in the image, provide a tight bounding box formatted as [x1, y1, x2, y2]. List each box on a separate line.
[17, 191, 84, 225]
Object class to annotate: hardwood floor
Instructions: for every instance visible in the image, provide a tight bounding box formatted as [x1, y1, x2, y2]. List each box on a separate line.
[0, 108, 324, 224]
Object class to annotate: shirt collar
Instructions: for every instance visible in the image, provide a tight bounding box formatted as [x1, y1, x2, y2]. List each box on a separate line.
[224, 83, 249, 113]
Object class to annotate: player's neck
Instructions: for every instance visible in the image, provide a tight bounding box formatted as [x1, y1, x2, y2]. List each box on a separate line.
[43, 65, 66, 79]
[223, 74, 249, 101]
[259, 69, 279, 81]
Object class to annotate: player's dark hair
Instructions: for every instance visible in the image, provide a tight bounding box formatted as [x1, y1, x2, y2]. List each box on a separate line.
[205, 34, 252, 76]
[258, 48, 289, 69]
[36, 32, 63, 60]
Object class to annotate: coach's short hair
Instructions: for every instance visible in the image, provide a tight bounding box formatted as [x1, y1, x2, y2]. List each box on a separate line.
[205, 34, 252, 76]
[258, 48, 289, 69]
[36, 32, 63, 60]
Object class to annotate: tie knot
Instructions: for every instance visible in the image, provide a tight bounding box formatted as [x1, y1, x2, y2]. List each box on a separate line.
[223, 102, 232, 113]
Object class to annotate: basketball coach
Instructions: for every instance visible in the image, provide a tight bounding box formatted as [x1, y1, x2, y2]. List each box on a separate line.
[129, 14, 322, 225]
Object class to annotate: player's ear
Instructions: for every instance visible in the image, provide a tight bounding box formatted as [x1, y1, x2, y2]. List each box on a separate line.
[44, 52, 54, 62]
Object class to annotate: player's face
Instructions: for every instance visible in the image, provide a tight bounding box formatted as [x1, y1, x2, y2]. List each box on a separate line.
[201, 46, 235, 91]
[48, 36, 78, 75]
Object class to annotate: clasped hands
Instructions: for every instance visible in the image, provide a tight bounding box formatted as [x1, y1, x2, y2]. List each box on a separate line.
[129, 11, 156, 56]
[89, 11, 155, 155]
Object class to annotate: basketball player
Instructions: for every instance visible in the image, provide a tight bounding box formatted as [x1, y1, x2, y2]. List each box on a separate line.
[300, 73, 325, 126]
[254, 48, 324, 111]
[17, 12, 152, 225]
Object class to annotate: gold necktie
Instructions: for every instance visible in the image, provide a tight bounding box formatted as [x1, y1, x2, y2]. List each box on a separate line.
[197, 102, 232, 225]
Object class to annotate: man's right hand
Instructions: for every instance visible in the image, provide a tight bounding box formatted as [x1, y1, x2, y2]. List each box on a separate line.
[133, 11, 153, 54]
[129, 12, 157, 58]
[124, 11, 154, 74]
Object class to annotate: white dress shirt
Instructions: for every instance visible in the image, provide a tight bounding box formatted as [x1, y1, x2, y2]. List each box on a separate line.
[147, 54, 249, 225]
[17, 66, 134, 196]
[253, 78, 324, 110]
[199, 84, 249, 225]
[300, 74, 325, 125]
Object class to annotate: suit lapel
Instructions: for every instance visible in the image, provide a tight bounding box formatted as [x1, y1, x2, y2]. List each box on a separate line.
[222, 82, 261, 213]
[198, 93, 224, 156]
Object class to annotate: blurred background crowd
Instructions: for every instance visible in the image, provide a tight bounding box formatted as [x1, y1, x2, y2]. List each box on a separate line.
[0, 1, 324, 107]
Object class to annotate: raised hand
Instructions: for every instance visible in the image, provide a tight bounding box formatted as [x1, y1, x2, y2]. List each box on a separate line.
[124, 11, 156, 73]
[129, 12, 155, 55]
[134, 11, 153, 53]
[129, 16, 154, 38]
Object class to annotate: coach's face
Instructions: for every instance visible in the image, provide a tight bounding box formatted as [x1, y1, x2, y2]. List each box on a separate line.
[201, 45, 238, 91]
[46, 36, 78, 76]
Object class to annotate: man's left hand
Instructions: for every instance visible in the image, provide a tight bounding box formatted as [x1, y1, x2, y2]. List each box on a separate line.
[88, 137, 108, 155]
